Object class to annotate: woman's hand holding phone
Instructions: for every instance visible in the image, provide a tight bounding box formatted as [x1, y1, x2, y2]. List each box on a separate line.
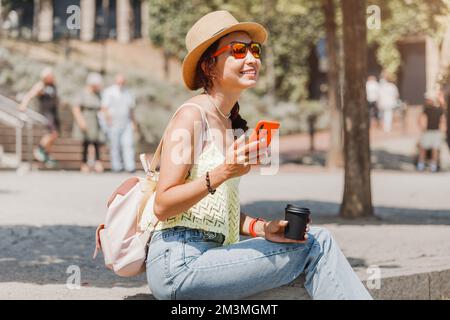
[248, 120, 280, 147]
[220, 132, 268, 180]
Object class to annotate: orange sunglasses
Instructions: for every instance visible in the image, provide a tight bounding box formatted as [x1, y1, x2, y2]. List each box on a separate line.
[212, 41, 262, 59]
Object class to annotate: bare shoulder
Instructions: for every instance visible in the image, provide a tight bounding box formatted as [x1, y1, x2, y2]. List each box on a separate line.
[170, 95, 209, 129]
[163, 96, 208, 149]
[182, 94, 209, 113]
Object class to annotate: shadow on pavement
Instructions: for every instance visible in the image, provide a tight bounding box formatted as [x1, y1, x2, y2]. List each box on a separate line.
[0, 225, 147, 288]
[280, 149, 444, 172]
[1, 198, 448, 289]
[280, 150, 327, 167]
[123, 293, 156, 300]
[370, 150, 417, 171]
[241, 199, 450, 226]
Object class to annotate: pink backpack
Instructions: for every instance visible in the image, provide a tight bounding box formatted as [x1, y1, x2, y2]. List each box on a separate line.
[92, 151, 162, 277]
[93, 103, 206, 277]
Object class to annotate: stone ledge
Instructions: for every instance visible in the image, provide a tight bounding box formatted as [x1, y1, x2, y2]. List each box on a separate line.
[131, 268, 450, 300]
[245, 275, 311, 300]
[244, 269, 450, 300]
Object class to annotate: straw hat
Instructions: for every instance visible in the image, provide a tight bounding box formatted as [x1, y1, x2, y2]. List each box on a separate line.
[182, 10, 268, 90]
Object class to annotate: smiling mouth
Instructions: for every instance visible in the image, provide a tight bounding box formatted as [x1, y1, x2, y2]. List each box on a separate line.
[240, 70, 257, 76]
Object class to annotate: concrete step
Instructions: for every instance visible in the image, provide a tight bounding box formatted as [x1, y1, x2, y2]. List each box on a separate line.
[1, 121, 152, 170]
[131, 268, 450, 300]
[32, 159, 144, 171]
[0, 135, 82, 146]
[244, 268, 450, 300]
[244, 275, 311, 300]
[0, 141, 148, 170]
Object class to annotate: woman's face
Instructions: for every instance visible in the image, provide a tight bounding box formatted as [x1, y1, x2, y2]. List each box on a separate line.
[212, 31, 261, 91]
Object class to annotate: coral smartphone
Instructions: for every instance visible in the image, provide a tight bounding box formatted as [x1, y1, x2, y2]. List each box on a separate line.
[248, 120, 280, 147]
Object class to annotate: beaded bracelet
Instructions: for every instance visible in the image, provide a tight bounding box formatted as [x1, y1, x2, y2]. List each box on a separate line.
[205, 171, 216, 195]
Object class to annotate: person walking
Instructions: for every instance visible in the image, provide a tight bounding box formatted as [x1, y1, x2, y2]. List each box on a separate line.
[377, 72, 399, 133]
[101, 74, 137, 173]
[366, 75, 380, 127]
[71, 72, 106, 173]
[19, 67, 59, 168]
[417, 91, 446, 172]
[142, 10, 372, 300]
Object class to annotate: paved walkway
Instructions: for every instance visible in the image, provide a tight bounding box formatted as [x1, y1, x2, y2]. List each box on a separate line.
[278, 106, 450, 171]
[1, 169, 449, 299]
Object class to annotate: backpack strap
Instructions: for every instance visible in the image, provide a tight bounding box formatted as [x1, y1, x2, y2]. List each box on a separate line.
[136, 178, 157, 230]
[93, 223, 105, 259]
[136, 103, 209, 234]
[146, 102, 211, 173]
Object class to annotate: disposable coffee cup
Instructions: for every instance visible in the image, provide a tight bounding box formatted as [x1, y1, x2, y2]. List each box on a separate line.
[284, 204, 311, 241]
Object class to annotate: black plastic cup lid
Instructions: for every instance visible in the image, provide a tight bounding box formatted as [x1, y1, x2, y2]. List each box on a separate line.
[285, 204, 311, 215]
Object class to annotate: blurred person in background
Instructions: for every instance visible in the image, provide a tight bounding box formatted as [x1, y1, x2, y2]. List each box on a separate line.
[2, 10, 19, 38]
[366, 75, 380, 128]
[19, 67, 59, 169]
[101, 73, 137, 173]
[417, 90, 446, 172]
[377, 72, 399, 133]
[71, 72, 106, 173]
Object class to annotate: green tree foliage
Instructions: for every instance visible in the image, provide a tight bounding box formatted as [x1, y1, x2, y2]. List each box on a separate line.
[148, 0, 222, 60]
[367, 0, 450, 75]
[148, 0, 324, 102]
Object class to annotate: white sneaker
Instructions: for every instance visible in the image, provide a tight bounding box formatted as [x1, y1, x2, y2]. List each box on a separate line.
[33, 146, 47, 162]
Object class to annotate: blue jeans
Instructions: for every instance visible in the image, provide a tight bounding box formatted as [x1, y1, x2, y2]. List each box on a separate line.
[146, 226, 373, 300]
[108, 123, 135, 172]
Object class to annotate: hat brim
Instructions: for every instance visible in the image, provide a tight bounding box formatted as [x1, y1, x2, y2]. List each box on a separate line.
[182, 22, 268, 90]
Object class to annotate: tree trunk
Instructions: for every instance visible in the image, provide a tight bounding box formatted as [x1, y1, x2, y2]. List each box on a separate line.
[0, 0, 3, 37]
[322, 0, 343, 168]
[340, 0, 373, 218]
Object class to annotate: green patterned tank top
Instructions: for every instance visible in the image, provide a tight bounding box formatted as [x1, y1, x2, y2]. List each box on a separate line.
[144, 103, 241, 246]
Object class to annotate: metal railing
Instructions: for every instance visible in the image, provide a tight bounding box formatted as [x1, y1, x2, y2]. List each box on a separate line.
[0, 94, 48, 169]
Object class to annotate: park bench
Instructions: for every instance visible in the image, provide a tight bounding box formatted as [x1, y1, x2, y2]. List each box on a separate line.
[0, 123, 144, 170]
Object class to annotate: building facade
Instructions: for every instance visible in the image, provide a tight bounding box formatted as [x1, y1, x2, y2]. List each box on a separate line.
[3, 0, 149, 43]
[307, 34, 448, 106]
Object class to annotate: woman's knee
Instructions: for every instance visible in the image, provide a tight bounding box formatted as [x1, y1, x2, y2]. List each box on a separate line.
[309, 227, 334, 252]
